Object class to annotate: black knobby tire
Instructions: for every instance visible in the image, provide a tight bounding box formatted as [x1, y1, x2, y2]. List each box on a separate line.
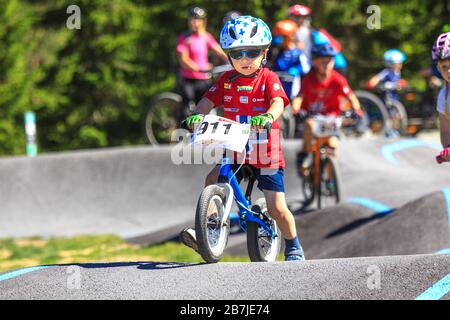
[300, 154, 315, 207]
[388, 100, 408, 136]
[195, 185, 229, 263]
[280, 105, 295, 139]
[317, 156, 342, 210]
[354, 90, 390, 136]
[247, 198, 282, 262]
[145, 92, 184, 145]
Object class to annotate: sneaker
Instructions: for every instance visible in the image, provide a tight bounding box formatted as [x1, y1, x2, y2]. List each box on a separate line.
[179, 228, 199, 253]
[284, 248, 305, 261]
[285, 254, 305, 261]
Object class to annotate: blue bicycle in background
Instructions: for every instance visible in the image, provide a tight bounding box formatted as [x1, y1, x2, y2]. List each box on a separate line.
[190, 115, 281, 263]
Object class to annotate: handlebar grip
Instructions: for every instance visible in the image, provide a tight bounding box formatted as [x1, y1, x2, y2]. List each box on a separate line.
[264, 122, 272, 134]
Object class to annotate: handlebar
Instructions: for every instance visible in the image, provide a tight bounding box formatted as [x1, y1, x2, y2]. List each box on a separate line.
[436, 155, 445, 164]
[183, 113, 272, 134]
[376, 80, 409, 92]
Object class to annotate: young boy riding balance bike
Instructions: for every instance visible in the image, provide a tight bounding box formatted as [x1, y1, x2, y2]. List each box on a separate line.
[180, 16, 305, 261]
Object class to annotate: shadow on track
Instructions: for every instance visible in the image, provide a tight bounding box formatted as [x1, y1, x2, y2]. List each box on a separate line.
[41, 261, 203, 271]
[325, 211, 392, 239]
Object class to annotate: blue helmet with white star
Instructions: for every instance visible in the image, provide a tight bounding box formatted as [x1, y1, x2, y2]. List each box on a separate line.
[220, 16, 272, 50]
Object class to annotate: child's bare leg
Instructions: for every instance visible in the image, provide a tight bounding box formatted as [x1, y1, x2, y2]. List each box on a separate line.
[264, 190, 304, 260]
[263, 190, 297, 239]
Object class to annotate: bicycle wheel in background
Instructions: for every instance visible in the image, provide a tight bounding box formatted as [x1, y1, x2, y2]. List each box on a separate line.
[247, 198, 282, 262]
[279, 105, 296, 139]
[145, 92, 184, 145]
[299, 154, 315, 208]
[195, 185, 230, 263]
[354, 90, 389, 136]
[340, 109, 370, 138]
[388, 100, 408, 136]
[317, 156, 342, 210]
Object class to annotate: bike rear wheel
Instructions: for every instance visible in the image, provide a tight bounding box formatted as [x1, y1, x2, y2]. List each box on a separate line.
[195, 185, 230, 263]
[354, 90, 389, 136]
[145, 92, 184, 145]
[388, 100, 408, 136]
[247, 198, 282, 262]
[317, 156, 342, 209]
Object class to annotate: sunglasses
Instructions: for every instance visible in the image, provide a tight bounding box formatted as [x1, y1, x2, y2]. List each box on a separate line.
[228, 49, 263, 60]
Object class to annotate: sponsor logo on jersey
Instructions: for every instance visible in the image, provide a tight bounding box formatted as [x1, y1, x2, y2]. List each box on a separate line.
[253, 106, 266, 112]
[237, 85, 253, 92]
[252, 98, 265, 102]
[224, 83, 232, 89]
[224, 95, 232, 102]
[208, 86, 217, 92]
[240, 96, 248, 104]
[273, 83, 281, 91]
[224, 108, 239, 112]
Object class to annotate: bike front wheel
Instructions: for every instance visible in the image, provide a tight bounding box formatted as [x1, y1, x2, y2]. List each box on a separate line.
[299, 154, 315, 208]
[317, 156, 342, 209]
[144, 92, 184, 145]
[247, 198, 282, 262]
[195, 185, 230, 263]
[354, 90, 389, 136]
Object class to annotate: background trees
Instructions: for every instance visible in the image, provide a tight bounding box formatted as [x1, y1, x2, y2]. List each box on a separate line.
[0, 0, 447, 155]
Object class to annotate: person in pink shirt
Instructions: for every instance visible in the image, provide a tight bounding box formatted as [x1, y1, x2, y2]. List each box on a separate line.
[176, 6, 228, 109]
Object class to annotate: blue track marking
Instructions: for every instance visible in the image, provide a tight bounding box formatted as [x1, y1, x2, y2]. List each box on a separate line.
[442, 188, 450, 229]
[0, 266, 49, 282]
[417, 189, 450, 299]
[346, 197, 393, 215]
[416, 273, 450, 300]
[381, 140, 441, 165]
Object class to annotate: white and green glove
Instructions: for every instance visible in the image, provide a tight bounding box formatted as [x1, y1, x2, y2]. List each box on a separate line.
[183, 113, 204, 129]
[250, 113, 274, 127]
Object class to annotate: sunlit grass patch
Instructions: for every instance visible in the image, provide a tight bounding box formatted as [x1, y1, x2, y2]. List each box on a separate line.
[0, 235, 249, 273]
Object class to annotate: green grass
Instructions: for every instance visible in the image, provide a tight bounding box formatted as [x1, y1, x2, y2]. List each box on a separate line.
[0, 235, 250, 273]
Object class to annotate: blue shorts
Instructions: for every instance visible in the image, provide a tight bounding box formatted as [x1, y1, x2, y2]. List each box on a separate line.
[230, 165, 285, 193]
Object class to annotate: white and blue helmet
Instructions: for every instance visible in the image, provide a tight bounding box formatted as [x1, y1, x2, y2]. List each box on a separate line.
[220, 16, 272, 50]
[383, 49, 406, 65]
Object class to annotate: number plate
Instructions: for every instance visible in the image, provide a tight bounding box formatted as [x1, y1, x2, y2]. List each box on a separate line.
[311, 115, 342, 137]
[191, 114, 250, 152]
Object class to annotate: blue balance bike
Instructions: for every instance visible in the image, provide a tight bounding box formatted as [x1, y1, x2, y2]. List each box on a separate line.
[191, 115, 282, 263]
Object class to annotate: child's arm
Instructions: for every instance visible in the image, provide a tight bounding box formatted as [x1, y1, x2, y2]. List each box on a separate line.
[250, 97, 285, 129]
[291, 96, 303, 114]
[267, 97, 285, 121]
[439, 113, 450, 148]
[367, 74, 380, 89]
[184, 97, 215, 130]
[347, 92, 364, 117]
[177, 51, 200, 72]
[194, 97, 215, 115]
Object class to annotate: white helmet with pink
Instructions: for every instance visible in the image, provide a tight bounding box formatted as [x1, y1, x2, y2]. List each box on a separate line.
[432, 32, 450, 62]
